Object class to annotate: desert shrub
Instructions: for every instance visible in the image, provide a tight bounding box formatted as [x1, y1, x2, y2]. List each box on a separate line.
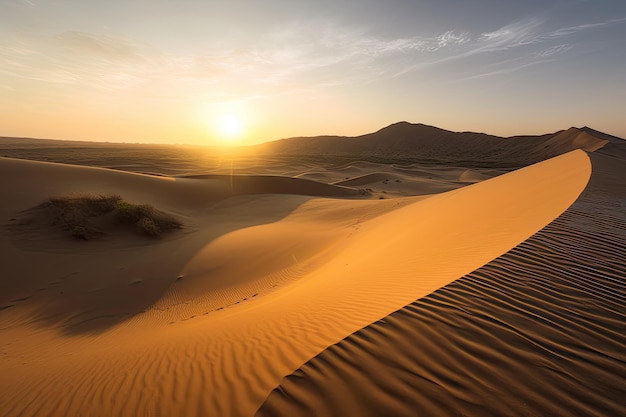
[114, 201, 155, 223]
[113, 201, 181, 234]
[41, 193, 181, 240]
[49, 193, 122, 215]
[136, 217, 161, 237]
[71, 225, 90, 240]
[44, 193, 121, 239]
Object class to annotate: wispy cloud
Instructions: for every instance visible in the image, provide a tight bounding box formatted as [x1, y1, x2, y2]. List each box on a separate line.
[478, 18, 544, 50]
[460, 60, 548, 81]
[1, 14, 624, 102]
[532, 44, 572, 58]
[0, 31, 164, 90]
[395, 15, 625, 79]
[546, 17, 626, 38]
[0, 22, 476, 103]
[436, 31, 471, 48]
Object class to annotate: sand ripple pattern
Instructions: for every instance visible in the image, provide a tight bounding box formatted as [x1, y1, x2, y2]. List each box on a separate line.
[257, 162, 626, 416]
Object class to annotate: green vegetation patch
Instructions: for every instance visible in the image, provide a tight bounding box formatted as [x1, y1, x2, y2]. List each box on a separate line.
[42, 193, 182, 240]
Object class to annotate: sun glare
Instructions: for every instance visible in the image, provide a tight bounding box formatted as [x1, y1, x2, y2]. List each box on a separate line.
[200, 102, 250, 145]
[216, 113, 244, 142]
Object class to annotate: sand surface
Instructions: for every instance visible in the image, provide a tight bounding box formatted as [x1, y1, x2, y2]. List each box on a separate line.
[258, 152, 626, 416]
[0, 134, 623, 416]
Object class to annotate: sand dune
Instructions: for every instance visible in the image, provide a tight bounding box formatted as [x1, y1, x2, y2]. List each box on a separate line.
[0, 148, 595, 416]
[332, 167, 490, 197]
[257, 152, 625, 417]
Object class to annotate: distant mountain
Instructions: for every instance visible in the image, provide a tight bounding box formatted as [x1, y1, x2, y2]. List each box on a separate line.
[2, 122, 623, 168]
[257, 122, 622, 166]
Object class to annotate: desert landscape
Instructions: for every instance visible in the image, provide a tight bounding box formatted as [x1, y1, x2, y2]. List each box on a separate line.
[2, 1, 625, 415]
[0, 122, 624, 416]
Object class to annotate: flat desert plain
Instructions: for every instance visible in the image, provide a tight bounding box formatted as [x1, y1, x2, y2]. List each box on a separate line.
[0, 127, 624, 416]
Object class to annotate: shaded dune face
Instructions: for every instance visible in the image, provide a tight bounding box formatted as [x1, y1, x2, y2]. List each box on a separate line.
[256, 152, 626, 417]
[0, 158, 361, 335]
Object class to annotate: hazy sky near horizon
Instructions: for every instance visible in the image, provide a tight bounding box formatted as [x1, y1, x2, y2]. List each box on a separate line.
[1, 0, 625, 145]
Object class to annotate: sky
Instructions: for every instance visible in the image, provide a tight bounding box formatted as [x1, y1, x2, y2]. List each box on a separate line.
[1, 0, 625, 145]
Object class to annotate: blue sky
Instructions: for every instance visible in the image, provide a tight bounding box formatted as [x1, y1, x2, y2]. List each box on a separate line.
[1, 0, 624, 144]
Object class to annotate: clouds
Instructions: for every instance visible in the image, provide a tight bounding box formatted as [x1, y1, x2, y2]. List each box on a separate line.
[0, 31, 163, 91]
[532, 44, 572, 58]
[399, 14, 625, 80]
[1, 0, 625, 143]
[546, 17, 626, 39]
[0, 22, 475, 104]
[436, 31, 471, 49]
[1, 9, 624, 105]
[478, 18, 543, 49]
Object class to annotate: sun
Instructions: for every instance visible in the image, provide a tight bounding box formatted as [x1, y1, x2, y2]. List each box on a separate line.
[216, 112, 244, 142]
[200, 101, 250, 145]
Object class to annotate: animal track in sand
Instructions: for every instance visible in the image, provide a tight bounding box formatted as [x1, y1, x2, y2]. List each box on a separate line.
[160, 290, 264, 324]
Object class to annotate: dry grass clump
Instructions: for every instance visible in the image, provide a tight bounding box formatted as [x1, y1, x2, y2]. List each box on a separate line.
[43, 193, 182, 239]
[113, 199, 181, 237]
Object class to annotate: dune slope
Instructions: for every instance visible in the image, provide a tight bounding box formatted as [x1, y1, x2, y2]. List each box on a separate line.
[0, 151, 591, 416]
[257, 151, 625, 416]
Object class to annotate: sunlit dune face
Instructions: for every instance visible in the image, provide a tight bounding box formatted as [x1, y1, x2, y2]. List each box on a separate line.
[216, 112, 244, 143]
